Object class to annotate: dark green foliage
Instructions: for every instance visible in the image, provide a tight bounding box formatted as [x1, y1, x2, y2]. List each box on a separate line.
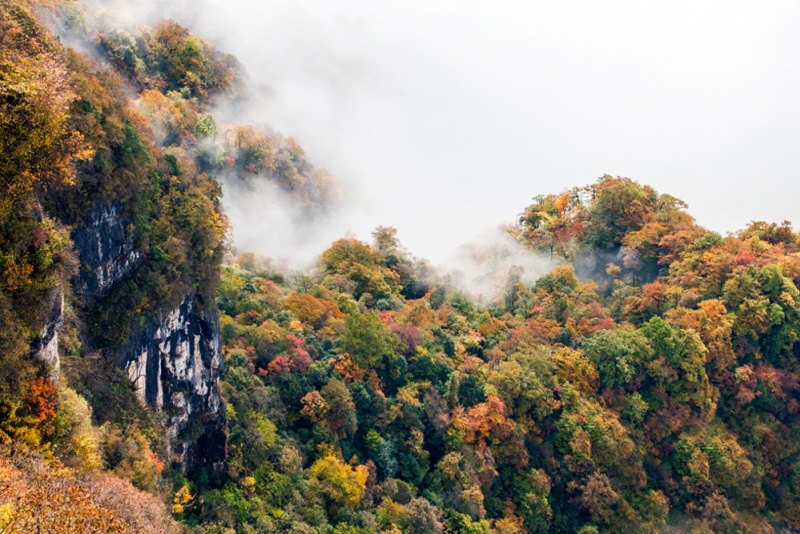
[581, 326, 652, 390]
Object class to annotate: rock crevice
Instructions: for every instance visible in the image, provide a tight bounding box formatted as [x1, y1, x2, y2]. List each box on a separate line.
[31, 287, 64, 379]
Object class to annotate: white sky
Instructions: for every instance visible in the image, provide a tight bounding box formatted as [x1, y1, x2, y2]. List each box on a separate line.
[129, 0, 800, 263]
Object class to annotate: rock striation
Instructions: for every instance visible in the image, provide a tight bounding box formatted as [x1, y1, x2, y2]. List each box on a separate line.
[123, 294, 226, 473]
[72, 203, 142, 304]
[72, 202, 226, 474]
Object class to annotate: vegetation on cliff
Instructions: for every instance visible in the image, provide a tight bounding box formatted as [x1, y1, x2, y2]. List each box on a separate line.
[0, 0, 341, 529]
[0, 0, 227, 530]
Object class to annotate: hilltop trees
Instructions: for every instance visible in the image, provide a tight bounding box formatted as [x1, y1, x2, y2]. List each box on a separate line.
[519, 176, 701, 284]
[96, 19, 239, 102]
[518, 189, 583, 260]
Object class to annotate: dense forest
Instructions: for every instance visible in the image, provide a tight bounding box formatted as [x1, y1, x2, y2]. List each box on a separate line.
[3, 0, 800, 533]
[193, 180, 800, 533]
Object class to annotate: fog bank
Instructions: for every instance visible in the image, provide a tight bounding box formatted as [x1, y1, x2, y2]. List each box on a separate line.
[109, 0, 800, 266]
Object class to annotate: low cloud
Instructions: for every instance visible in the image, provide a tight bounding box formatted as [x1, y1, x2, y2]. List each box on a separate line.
[76, 0, 800, 270]
[436, 227, 553, 305]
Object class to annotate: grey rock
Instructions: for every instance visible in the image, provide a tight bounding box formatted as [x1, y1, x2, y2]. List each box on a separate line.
[72, 201, 226, 475]
[31, 287, 63, 380]
[72, 203, 142, 303]
[121, 294, 226, 475]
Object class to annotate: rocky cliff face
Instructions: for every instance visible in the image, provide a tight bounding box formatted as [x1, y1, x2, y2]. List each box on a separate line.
[72, 202, 226, 474]
[123, 294, 226, 474]
[72, 203, 142, 304]
[31, 287, 63, 379]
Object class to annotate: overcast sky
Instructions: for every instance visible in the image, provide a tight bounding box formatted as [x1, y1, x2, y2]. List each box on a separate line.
[124, 0, 800, 263]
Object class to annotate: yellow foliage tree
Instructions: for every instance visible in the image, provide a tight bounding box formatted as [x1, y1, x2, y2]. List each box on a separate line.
[308, 453, 368, 509]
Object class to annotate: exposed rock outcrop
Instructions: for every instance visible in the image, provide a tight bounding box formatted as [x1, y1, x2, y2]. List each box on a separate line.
[31, 287, 64, 379]
[122, 294, 226, 474]
[72, 202, 226, 474]
[72, 203, 142, 304]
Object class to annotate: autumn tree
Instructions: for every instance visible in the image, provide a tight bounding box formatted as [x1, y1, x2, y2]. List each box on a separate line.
[519, 189, 584, 260]
[320, 379, 357, 439]
[320, 238, 402, 300]
[308, 453, 368, 511]
[339, 311, 403, 371]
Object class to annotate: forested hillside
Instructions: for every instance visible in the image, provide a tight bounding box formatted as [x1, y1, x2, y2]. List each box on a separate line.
[0, 0, 332, 530]
[180, 176, 800, 533]
[2, 1, 800, 533]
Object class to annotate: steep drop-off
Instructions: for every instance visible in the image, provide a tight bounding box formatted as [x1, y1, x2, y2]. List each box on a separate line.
[72, 202, 142, 303]
[122, 293, 226, 472]
[72, 200, 226, 473]
[0, 0, 228, 477]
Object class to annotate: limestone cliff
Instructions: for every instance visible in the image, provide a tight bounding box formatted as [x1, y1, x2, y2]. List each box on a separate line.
[73, 202, 226, 474]
[1, 0, 227, 482]
[123, 294, 226, 473]
[30, 287, 64, 379]
[72, 203, 142, 304]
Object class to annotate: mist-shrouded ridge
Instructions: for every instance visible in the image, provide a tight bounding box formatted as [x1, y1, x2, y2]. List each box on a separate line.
[220, 176, 349, 270]
[108, 0, 800, 266]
